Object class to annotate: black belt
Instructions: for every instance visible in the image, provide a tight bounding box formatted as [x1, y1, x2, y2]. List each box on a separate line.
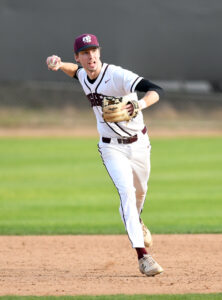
[102, 126, 147, 144]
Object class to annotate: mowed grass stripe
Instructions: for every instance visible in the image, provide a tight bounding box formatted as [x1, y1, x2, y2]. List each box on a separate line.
[0, 137, 221, 234]
[147, 137, 222, 233]
[0, 293, 222, 299]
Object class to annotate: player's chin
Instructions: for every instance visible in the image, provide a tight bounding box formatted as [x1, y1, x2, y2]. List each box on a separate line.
[88, 61, 97, 68]
[88, 65, 96, 71]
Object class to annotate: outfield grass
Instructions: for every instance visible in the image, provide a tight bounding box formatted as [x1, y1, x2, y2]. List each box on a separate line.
[0, 137, 221, 235]
[0, 293, 222, 299]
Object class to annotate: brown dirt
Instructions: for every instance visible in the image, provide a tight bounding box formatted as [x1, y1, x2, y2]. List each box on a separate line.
[0, 234, 221, 296]
[0, 127, 221, 138]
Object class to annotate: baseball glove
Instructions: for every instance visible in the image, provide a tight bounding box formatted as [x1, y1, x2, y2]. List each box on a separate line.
[102, 96, 139, 123]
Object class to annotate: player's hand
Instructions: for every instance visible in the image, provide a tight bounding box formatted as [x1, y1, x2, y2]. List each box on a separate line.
[46, 55, 62, 71]
[123, 103, 134, 116]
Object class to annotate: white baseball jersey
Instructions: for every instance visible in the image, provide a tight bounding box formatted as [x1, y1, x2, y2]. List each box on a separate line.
[76, 63, 148, 139]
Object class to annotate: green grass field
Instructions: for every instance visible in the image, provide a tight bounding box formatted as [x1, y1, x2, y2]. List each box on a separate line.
[0, 136, 221, 235]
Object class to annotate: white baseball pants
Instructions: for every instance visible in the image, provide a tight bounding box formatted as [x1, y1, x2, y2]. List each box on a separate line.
[98, 132, 151, 248]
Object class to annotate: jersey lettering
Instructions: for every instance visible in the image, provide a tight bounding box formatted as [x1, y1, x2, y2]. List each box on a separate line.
[87, 93, 104, 107]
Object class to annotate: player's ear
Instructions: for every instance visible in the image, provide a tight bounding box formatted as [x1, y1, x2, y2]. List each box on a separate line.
[98, 47, 101, 58]
[74, 53, 79, 63]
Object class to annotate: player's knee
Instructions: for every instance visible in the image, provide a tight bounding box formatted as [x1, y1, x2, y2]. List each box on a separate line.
[118, 186, 135, 198]
[119, 201, 138, 218]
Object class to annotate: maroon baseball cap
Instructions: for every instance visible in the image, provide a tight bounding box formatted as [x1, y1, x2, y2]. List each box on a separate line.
[74, 34, 100, 53]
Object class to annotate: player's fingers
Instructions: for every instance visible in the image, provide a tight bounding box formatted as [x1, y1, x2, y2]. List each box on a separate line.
[46, 56, 53, 68]
[46, 55, 61, 71]
[122, 104, 131, 110]
[123, 104, 134, 114]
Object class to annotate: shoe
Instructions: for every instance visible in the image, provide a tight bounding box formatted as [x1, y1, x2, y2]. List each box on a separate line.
[139, 254, 163, 277]
[140, 219, 153, 247]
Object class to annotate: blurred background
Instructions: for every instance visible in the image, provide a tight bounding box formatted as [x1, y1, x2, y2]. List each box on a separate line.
[0, 0, 222, 136]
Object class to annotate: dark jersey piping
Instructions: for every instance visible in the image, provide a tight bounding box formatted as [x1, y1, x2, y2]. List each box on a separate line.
[95, 64, 109, 93]
[84, 79, 91, 92]
[130, 76, 140, 93]
[114, 123, 132, 136]
[104, 121, 123, 137]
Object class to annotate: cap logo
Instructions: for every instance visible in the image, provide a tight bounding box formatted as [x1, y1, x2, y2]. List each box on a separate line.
[82, 35, 91, 43]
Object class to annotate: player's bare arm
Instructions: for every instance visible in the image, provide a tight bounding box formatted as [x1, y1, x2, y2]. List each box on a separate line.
[46, 55, 78, 77]
[125, 76, 163, 115]
[139, 90, 159, 109]
[125, 90, 160, 115]
[59, 62, 79, 77]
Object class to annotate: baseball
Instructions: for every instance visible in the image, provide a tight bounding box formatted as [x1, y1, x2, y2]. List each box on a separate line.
[46, 55, 60, 68]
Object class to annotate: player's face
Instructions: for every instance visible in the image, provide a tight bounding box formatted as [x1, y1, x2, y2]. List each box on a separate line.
[75, 47, 101, 78]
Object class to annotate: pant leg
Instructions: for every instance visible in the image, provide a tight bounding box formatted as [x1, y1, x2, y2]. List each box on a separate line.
[98, 144, 145, 248]
[130, 137, 151, 215]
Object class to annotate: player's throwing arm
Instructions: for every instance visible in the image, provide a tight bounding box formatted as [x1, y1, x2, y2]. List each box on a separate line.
[46, 55, 78, 77]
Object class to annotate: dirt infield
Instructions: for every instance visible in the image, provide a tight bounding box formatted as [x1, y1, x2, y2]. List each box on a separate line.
[0, 235, 221, 296]
[0, 126, 221, 138]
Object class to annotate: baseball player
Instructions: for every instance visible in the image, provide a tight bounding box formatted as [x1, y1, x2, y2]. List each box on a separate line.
[46, 33, 164, 276]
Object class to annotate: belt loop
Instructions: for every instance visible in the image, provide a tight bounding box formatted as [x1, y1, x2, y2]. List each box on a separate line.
[142, 126, 147, 134]
[102, 137, 111, 143]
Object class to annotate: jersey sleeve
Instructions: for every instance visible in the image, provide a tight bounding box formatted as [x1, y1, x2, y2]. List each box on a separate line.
[135, 79, 164, 98]
[112, 65, 143, 95]
[73, 66, 83, 80]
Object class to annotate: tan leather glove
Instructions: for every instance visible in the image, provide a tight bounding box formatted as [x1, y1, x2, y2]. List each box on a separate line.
[102, 96, 139, 123]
